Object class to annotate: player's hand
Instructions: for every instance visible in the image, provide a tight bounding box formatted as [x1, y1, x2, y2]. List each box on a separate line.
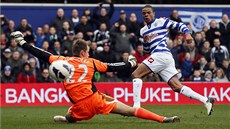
[185, 33, 193, 44]
[10, 31, 26, 46]
[128, 55, 137, 67]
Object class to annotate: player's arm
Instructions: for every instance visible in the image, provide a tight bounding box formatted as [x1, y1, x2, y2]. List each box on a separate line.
[162, 18, 190, 34]
[10, 31, 64, 63]
[106, 62, 131, 72]
[140, 28, 151, 54]
[162, 18, 193, 43]
[140, 38, 151, 54]
[93, 55, 137, 72]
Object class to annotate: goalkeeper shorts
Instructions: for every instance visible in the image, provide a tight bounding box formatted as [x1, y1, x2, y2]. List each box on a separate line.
[68, 91, 117, 121]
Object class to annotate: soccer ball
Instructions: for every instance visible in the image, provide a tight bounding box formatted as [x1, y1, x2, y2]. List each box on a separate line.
[48, 60, 71, 81]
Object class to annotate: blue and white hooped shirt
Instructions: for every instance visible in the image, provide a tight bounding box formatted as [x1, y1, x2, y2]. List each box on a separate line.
[140, 18, 190, 54]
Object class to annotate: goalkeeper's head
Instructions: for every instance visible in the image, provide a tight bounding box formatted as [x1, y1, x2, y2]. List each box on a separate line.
[72, 39, 90, 58]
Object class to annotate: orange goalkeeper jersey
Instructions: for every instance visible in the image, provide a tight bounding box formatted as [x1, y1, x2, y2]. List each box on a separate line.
[49, 55, 108, 103]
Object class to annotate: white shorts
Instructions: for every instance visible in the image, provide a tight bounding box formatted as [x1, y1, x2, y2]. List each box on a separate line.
[142, 52, 181, 82]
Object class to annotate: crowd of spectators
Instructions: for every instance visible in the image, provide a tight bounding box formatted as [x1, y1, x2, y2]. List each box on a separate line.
[1, 1, 230, 83]
[2, 0, 230, 4]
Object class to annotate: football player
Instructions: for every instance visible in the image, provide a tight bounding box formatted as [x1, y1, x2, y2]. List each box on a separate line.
[11, 31, 179, 123]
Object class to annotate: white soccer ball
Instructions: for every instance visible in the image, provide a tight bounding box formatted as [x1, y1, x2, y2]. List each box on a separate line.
[48, 60, 71, 81]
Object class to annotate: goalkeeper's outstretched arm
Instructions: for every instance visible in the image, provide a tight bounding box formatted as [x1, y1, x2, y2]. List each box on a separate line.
[11, 31, 52, 62]
[21, 43, 52, 62]
[11, 31, 137, 68]
[106, 62, 132, 72]
[92, 55, 137, 72]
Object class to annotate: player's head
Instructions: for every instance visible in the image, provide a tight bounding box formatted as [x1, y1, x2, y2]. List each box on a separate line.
[72, 39, 89, 58]
[142, 5, 155, 24]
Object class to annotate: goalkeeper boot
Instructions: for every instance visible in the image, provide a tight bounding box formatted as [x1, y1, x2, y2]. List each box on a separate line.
[162, 116, 180, 123]
[205, 97, 214, 116]
[54, 115, 68, 122]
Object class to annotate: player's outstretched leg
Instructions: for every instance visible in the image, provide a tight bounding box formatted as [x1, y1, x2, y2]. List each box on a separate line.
[54, 113, 77, 123]
[205, 97, 215, 116]
[162, 116, 180, 123]
[180, 86, 215, 115]
[169, 76, 215, 115]
[54, 108, 77, 123]
[133, 78, 143, 108]
[134, 107, 180, 123]
[112, 101, 180, 123]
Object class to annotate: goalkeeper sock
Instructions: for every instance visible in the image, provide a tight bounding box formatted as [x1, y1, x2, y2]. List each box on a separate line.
[180, 86, 208, 104]
[133, 78, 142, 108]
[134, 108, 164, 122]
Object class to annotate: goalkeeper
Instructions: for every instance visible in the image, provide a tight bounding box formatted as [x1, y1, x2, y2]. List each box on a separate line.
[11, 31, 180, 123]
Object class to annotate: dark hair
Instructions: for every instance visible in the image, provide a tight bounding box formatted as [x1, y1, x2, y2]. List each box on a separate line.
[72, 39, 88, 57]
[215, 68, 225, 78]
[203, 40, 210, 43]
[195, 31, 202, 35]
[21, 18, 27, 21]
[122, 51, 129, 54]
[142, 5, 154, 12]
[137, 43, 143, 47]
[99, 22, 107, 26]
[84, 8, 90, 11]
[81, 15, 87, 18]
[223, 59, 229, 62]
[22, 62, 32, 71]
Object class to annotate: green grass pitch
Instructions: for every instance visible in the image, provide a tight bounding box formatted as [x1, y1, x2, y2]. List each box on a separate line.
[1, 105, 230, 129]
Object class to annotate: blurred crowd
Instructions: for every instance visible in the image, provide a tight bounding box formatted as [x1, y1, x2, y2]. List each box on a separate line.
[1, 0, 230, 83]
[2, 0, 229, 4]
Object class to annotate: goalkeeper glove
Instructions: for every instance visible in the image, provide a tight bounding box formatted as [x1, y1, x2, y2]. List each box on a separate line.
[10, 31, 26, 46]
[128, 55, 137, 67]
